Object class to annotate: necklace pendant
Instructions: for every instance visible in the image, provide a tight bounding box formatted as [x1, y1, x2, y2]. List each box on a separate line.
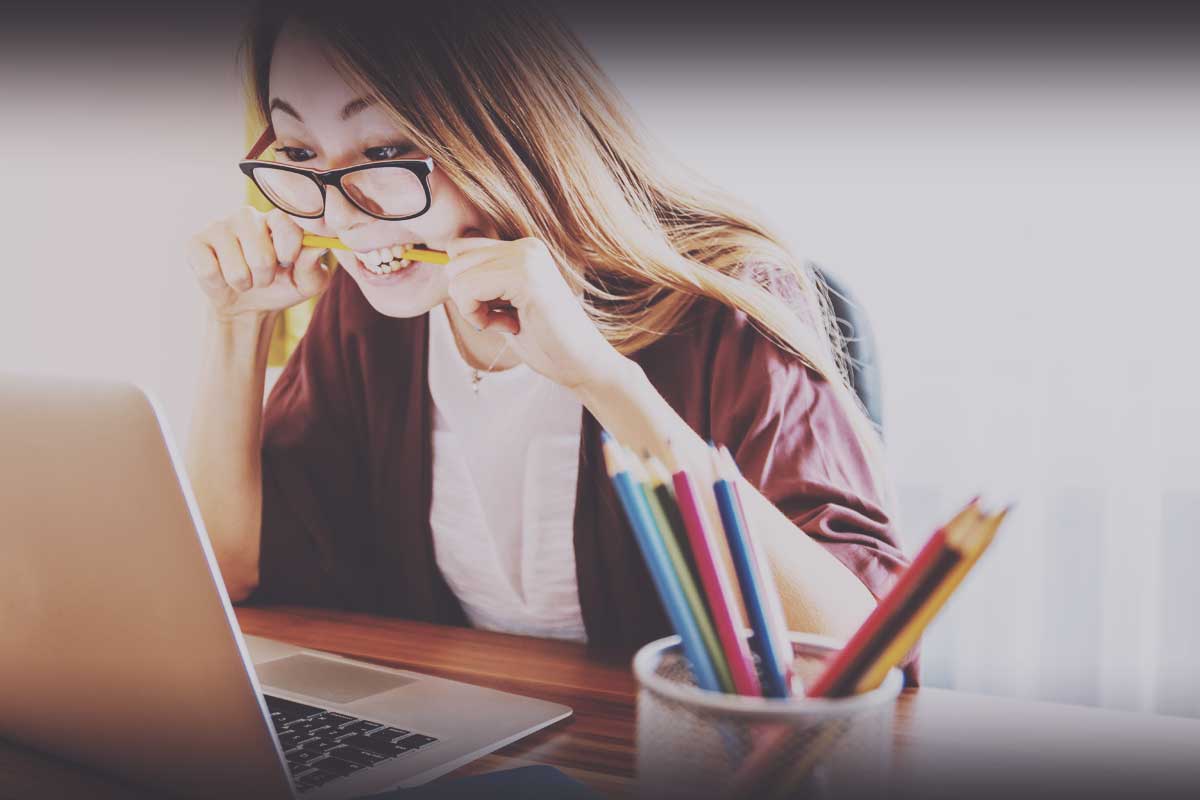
[471, 370, 481, 395]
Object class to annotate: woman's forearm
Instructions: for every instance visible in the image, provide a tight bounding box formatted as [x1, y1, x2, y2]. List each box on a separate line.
[185, 310, 279, 602]
[575, 355, 876, 640]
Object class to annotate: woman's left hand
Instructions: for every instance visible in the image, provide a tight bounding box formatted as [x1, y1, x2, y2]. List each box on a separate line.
[443, 235, 626, 392]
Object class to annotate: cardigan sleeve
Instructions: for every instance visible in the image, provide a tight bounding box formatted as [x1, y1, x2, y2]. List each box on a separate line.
[242, 270, 372, 608]
[704, 295, 920, 683]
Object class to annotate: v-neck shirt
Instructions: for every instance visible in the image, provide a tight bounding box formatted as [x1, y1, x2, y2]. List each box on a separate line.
[426, 302, 587, 642]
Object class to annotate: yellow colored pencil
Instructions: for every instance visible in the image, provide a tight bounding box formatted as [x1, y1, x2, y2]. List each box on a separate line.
[300, 234, 450, 264]
[852, 505, 1009, 693]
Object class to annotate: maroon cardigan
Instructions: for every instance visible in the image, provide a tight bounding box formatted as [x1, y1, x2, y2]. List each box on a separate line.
[245, 267, 919, 684]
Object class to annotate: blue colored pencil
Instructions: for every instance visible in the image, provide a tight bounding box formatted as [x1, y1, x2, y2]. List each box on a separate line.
[718, 445, 797, 695]
[709, 443, 793, 698]
[600, 431, 722, 692]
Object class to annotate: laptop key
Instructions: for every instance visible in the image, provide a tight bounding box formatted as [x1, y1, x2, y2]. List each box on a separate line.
[326, 745, 388, 767]
[286, 718, 334, 736]
[336, 733, 407, 757]
[366, 726, 411, 742]
[307, 731, 349, 750]
[305, 770, 340, 788]
[395, 734, 438, 749]
[286, 744, 327, 763]
[335, 720, 384, 737]
[307, 755, 364, 778]
[264, 695, 326, 721]
[314, 711, 356, 726]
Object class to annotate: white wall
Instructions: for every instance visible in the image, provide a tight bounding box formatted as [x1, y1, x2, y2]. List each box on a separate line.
[0, 10, 247, 441]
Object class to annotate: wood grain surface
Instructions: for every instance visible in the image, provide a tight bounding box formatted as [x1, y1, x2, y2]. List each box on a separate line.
[3, 605, 1199, 799]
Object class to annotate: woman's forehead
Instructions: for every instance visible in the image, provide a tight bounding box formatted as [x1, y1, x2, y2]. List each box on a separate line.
[268, 21, 365, 127]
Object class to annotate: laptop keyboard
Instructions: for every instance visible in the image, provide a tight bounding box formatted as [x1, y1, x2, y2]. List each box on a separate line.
[264, 694, 439, 793]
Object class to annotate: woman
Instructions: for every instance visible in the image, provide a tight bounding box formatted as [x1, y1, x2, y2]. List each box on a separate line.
[185, 0, 917, 682]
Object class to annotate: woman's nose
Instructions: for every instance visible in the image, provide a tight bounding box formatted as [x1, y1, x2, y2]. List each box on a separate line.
[321, 183, 371, 231]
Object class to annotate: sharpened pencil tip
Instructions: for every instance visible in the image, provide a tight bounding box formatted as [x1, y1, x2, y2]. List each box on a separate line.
[707, 442, 724, 480]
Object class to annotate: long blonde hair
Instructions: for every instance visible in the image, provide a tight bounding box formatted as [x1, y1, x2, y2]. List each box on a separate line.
[241, 0, 894, 505]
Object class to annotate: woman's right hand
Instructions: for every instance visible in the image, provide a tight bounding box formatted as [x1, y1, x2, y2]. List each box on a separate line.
[187, 206, 331, 322]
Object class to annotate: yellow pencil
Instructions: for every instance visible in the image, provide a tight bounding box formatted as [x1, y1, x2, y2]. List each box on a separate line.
[852, 505, 1009, 693]
[300, 234, 450, 264]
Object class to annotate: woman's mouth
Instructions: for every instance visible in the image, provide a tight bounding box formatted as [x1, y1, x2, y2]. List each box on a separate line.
[351, 242, 427, 276]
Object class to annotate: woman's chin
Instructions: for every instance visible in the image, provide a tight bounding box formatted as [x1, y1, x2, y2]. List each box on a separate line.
[339, 255, 442, 319]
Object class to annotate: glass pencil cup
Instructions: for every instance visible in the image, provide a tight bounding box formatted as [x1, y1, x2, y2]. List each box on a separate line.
[632, 632, 903, 800]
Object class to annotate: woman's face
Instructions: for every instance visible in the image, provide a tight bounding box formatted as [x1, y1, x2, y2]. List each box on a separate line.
[267, 20, 495, 318]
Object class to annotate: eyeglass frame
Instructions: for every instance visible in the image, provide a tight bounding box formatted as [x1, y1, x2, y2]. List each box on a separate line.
[238, 123, 435, 221]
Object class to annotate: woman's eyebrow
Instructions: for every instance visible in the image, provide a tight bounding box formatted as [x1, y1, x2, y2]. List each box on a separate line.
[269, 97, 303, 121]
[269, 96, 379, 123]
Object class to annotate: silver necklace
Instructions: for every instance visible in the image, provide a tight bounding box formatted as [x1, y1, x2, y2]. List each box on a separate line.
[470, 340, 511, 395]
[451, 317, 512, 395]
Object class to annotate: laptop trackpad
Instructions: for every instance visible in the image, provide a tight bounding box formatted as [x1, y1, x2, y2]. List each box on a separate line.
[257, 653, 415, 704]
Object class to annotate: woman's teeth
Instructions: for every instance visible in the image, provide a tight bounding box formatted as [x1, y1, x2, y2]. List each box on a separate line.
[357, 243, 420, 275]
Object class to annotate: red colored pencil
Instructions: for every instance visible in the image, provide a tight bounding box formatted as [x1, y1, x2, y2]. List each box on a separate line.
[805, 496, 980, 698]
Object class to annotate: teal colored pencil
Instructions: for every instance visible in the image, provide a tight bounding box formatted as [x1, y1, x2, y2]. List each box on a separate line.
[633, 453, 735, 694]
[599, 432, 722, 692]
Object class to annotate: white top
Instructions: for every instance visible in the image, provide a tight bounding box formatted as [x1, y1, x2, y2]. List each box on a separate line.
[426, 303, 588, 642]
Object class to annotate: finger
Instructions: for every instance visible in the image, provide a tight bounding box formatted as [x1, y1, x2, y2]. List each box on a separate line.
[442, 249, 501, 285]
[232, 208, 277, 289]
[446, 257, 518, 330]
[209, 226, 253, 292]
[266, 209, 303, 268]
[186, 235, 228, 295]
[291, 247, 331, 298]
[443, 251, 514, 281]
[444, 235, 505, 261]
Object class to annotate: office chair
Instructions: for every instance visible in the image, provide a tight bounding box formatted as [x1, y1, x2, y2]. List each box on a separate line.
[810, 266, 884, 437]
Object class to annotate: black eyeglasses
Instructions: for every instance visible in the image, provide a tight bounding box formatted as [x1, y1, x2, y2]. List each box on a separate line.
[239, 123, 434, 221]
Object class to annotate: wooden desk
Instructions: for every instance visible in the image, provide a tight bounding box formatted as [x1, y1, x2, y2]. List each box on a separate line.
[3, 605, 1199, 799]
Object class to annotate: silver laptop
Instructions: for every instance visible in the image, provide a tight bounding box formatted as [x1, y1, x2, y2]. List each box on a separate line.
[0, 373, 571, 800]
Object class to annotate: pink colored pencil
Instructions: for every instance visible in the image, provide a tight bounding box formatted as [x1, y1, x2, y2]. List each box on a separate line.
[662, 442, 762, 696]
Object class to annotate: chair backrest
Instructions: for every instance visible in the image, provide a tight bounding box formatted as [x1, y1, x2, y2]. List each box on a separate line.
[810, 266, 884, 436]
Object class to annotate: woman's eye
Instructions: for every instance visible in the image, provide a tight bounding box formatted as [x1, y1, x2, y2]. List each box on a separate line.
[273, 146, 314, 162]
[365, 145, 414, 160]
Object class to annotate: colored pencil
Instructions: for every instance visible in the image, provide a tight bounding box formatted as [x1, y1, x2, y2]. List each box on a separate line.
[662, 442, 762, 697]
[709, 443, 792, 698]
[632, 453, 735, 694]
[805, 497, 981, 698]
[300, 234, 449, 264]
[718, 445, 797, 695]
[852, 504, 1008, 693]
[599, 432, 722, 692]
[731, 496, 1007, 799]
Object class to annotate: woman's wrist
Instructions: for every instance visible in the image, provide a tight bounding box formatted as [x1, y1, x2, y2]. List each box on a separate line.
[202, 309, 280, 379]
[572, 350, 641, 418]
[574, 352, 710, 471]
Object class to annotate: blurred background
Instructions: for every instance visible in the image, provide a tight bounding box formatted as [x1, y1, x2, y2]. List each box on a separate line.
[2, 1, 1197, 717]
